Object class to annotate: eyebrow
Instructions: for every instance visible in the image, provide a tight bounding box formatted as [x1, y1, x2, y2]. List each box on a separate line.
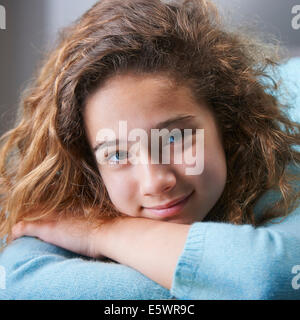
[93, 114, 197, 153]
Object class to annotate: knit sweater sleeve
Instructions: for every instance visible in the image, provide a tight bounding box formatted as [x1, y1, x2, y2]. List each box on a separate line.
[170, 205, 300, 299]
[171, 130, 300, 300]
[0, 236, 174, 300]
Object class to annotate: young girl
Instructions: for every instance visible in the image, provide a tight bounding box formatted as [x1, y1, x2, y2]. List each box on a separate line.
[0, 0, 300, 300]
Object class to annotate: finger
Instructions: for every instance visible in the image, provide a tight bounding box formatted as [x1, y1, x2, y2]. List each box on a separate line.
[11, 222, 27, 240]
[11, 221, 46, 240]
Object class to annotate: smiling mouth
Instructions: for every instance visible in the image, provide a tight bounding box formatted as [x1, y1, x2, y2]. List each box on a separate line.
[143, 191, 194, 218]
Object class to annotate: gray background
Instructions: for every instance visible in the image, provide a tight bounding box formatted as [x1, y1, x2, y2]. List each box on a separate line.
[0, 0, 299, 136]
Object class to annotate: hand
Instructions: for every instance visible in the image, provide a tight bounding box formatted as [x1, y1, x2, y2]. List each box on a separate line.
[10, 217, 110, 259]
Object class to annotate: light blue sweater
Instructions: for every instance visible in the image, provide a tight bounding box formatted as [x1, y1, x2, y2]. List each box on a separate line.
[0, 58, 300, 300]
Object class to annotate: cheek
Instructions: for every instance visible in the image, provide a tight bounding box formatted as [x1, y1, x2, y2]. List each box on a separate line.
[99, 169, 138, 215]
[188, 148, 226, 219]
[187, 128, 227, 206]
[203, 138, 227, 195]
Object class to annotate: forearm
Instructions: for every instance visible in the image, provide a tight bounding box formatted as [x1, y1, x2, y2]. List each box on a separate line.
[97, 217, 191, 290]
[10, 215, 192, 290]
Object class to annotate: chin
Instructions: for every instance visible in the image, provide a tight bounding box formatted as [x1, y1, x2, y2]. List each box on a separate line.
[163, 216, 195, 225]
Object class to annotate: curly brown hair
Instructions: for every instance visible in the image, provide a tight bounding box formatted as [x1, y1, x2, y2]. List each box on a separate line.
[0, 0, 299, 249]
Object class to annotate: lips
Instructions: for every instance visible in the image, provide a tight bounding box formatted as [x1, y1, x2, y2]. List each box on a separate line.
[145, 193, 192, 210]
[143, 191, 194, 219]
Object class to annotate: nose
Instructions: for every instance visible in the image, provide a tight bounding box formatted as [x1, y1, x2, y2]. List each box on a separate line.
[137, 162, 177, 196]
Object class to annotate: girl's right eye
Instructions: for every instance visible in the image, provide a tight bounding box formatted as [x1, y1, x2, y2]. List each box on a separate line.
[107, 150, 128, 164]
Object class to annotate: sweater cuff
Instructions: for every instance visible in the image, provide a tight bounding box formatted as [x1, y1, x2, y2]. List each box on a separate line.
[170, 222, 207, 299]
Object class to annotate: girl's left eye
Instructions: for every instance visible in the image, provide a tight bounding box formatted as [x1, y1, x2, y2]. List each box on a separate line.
[165, 130, 184, 145]
[169, 135, 175, 144]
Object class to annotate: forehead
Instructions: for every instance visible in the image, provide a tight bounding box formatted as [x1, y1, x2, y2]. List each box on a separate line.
[83, 73, 208, 131]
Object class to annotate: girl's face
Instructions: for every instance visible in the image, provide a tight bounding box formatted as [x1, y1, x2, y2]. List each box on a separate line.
[84, 73, 227, 224]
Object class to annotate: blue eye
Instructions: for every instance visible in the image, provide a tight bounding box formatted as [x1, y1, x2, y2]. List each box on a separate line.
[169, 135, 175, 144]
[166, 130, 184, 145]
[108, 151, 128, 163]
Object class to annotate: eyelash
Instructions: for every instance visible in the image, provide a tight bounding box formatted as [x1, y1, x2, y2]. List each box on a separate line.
[106, 129, 195, 165]
[107, 151, 128, 163]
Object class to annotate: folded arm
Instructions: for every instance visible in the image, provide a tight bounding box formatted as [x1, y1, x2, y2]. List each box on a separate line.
[10, 204, 300, 299]
[0, 235, 174, 300]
